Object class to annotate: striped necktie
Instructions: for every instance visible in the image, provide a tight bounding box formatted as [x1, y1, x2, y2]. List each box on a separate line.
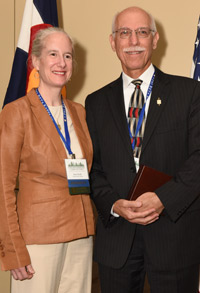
[128, 79, 146, 158]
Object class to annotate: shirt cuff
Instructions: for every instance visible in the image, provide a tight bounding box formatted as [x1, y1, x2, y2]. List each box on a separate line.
[110, 204, 120, 217]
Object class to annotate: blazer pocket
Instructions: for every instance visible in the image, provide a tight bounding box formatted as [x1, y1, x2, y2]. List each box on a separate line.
[32, 198, 60, 239]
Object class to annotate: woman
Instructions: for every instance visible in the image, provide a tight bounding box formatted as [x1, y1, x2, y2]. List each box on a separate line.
[0, 27, 94, 293]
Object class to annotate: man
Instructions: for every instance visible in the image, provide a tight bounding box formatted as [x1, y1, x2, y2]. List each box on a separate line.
[85, 6, 200, 293]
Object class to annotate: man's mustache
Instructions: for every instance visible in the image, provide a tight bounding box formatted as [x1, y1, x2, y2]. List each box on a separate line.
[123, 46, 146, 52]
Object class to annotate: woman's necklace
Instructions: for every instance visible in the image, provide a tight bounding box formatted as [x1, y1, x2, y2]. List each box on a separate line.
[56, 106, 62, 130]
[57, 121, 61, 130]
[48, 104, 62, 130]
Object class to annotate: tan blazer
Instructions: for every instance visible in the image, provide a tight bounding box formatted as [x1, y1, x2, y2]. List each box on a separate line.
[0, 89, 95, 271]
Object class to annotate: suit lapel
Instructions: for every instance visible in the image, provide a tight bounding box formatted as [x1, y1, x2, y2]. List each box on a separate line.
[141, 68, 171, 154]
[64, 99, 90, 164]
[28, 90, 91, 164]
[107, 77, 133, 157]
[102, 70, 171, 160]
[27, 89, 67, 165]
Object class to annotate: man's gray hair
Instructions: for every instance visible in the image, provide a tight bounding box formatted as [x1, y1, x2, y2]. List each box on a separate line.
[111, 8, 157, 38]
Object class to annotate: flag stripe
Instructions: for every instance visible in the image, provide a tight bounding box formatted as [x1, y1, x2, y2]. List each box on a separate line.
[17, 0, 43, 52]
[4, 49, 28, 105]
[33, 0, 58, 25]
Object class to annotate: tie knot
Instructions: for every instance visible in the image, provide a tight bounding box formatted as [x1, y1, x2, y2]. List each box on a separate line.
[132, 79, 143, 89]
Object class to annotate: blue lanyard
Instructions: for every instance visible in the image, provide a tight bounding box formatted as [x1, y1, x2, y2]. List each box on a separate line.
[128, 72, 155, 151]
[36, 88, 75, 157]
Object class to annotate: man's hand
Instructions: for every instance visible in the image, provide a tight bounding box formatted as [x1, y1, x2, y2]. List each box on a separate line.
[136, 192, 164, 215]
[11, 264, 35, 281]
[113, 199, 159, 225]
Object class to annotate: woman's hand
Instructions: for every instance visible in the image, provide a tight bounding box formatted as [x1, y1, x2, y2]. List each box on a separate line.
[11, 264, 35, 280]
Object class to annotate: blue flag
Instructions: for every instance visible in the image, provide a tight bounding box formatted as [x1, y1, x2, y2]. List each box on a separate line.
[3, 0, 58, 107]
[191, 16, 200, 81]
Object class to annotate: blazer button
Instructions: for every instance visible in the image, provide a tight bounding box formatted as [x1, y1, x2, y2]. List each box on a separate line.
[1, 252, 5, 257]
[0, 245, 3, 250]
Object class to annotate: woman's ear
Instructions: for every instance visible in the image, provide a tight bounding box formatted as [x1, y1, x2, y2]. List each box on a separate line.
[31, 55, 40, 71]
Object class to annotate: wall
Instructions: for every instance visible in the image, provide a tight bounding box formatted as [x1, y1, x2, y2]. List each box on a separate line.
[61, 0, 199, 105]
[0, 0, 199, 291]
[0, 0, 199, 108]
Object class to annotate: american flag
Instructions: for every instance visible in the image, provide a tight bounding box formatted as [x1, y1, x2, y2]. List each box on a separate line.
[191, 16, 200, 81]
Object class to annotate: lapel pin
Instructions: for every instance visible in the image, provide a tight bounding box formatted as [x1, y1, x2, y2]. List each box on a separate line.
[157, 97, 162, 106]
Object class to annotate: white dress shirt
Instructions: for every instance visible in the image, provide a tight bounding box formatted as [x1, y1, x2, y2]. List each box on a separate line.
[111, 64, 155, 217]
[122, 64, 155, 172]
[49, 105, 83, 159]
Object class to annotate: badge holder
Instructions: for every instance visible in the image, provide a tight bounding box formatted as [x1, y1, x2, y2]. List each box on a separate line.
[65, 159, 90, 195]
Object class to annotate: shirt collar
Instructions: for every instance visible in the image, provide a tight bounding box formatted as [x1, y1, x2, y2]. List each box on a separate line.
[122, 64, 155, 88]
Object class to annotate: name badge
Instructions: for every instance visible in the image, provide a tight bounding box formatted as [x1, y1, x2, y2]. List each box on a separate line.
[65, 159, 90, 195]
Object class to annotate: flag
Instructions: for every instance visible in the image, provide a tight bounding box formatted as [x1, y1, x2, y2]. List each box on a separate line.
[3, 0, 58, 107]
[191, 16, 200, 81]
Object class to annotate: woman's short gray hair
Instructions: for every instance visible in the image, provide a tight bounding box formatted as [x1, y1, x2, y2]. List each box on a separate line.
[31, 27, 74, 58]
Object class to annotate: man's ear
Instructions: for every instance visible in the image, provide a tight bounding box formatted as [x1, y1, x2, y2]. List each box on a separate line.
[109, 34, 116, 52]
[152, 31, 159, 50]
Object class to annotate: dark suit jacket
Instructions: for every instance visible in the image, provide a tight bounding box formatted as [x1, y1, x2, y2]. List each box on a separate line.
[85, 67, 200, 271]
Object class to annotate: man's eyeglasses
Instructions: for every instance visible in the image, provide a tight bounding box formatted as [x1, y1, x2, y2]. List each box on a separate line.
[113, 27, 155, 39]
